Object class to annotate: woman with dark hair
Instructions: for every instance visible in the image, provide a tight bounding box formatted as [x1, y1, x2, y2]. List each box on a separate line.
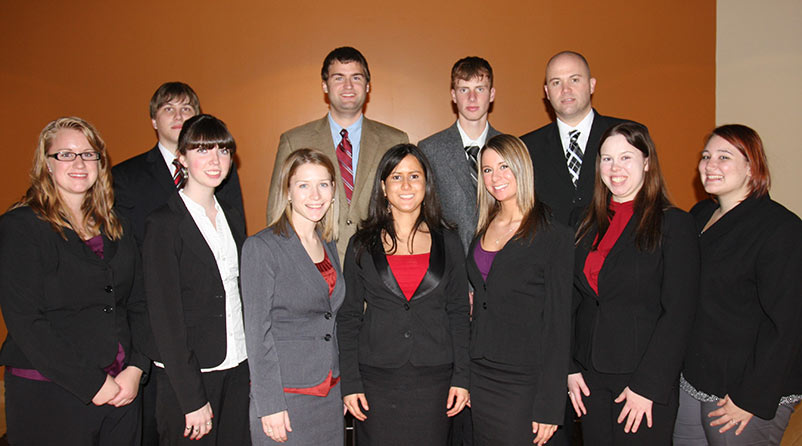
[0, 117, 150, 445]
[568, 122, 699, 445]
[144, 114, 250, 445]
[242, 148, 344, 445]
[337, 143, 470, 445]
[673, 125, 802, 446]
[468, 134, 574, 446]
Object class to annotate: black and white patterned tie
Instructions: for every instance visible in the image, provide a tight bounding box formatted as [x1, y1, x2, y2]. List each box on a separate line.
[566, 130, 583, 187]
[464, 145, 480, 184]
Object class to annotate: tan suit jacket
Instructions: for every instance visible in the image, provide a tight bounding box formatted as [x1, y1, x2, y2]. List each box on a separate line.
[267, 115, 408, 258]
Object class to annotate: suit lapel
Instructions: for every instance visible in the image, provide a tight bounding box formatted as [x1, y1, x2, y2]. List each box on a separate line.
[352, 118, 382, 213]
[171, 195, 218, 270]
[444, 124, 478, 202]
[544, 123, 575, 191]
[577, 112, 604, 192]
[146, 146, 178, 196]
[410, 230, 445, 301]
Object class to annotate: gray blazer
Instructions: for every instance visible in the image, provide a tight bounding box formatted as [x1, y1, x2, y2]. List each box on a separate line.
[419, 122, 501, 252]
[241, 225, 345, 417]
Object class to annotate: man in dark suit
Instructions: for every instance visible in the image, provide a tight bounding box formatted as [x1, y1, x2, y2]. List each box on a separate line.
[113, 82, 244, 249]
[112, 82, 244, 445]
[521, 51, 632, 226]
[419, 56, 501, 252]
[419, 56, 501, 446]
[266, 47, 408, 259]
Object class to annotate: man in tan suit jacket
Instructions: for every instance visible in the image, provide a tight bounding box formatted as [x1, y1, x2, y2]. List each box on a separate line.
[267, 47, 408, 258]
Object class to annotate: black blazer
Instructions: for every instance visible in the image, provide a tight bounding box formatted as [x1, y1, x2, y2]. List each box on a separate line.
[113, 144, 245, 249]
[573, 208, 699, 405]
[468, 220, 574, 424]
[682, 196, 802, 419]
[0, 207, 151, 404]
[337, 229, 470, 396]
[143, 193, 246, 413]
[520, 112, 632, 225]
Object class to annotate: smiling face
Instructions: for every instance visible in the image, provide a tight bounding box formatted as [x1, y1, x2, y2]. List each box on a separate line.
[179, 145, 232, 193]
[451, 76, 495, 123]
[322, 60, 369, 119]
[544, 53, 596, 126]
[599, 134, 649, 202]
[46, 129, 99, 204]
[481, 148, 518, 204]
[289, 162, 334, 226]
[152, 96, 197, 150]
[699, 134, 752, 202]
[382, 154, 426, 217]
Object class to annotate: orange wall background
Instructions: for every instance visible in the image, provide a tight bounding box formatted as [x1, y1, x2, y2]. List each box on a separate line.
[0, 1, 715, 341]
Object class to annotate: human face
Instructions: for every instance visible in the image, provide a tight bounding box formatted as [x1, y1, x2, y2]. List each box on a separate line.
[481, 148, 518, 204]
[151, 97, 197, 150]
[179, 145, 232, 192]
[322, 61, 369, 118]
[382, 155, 426, 217]
[698, 135, 751, 202]
[599, 134, 649, 203]
[543, 54, 596, 126]
[451, 76, 495, 123]
[46, 129, 99, 204]
[289, 163, 334, 226]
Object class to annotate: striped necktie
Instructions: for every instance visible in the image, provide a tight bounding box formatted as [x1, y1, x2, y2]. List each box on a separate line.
[464, 145, 480, 184]
[172, 159, 186, 189]
[336, 129, 354, 203]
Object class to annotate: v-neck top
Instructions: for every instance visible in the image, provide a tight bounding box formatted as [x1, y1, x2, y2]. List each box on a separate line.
[583, 200, 635, 294]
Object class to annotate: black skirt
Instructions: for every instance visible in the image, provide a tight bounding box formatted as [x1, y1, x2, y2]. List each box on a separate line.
[356, 362, 453, 446]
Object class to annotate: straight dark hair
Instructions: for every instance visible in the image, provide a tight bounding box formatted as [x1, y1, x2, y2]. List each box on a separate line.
[177, 114, 236, 156]
[576, 122, 671, 252]
[352, 144, 449, 260]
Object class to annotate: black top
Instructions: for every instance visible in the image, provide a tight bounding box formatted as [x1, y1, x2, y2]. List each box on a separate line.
[573, 208, 699, 406]
[0, 207, 151, 404]
[682, 196, 802, 419]
[337, 229, 470, 396]
[467, 220, 574, 424]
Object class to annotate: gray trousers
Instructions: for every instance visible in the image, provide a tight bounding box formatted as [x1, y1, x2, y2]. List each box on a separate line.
[673, 387, 794, 446]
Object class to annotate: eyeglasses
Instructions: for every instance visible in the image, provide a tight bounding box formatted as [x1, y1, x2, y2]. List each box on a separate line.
[47, 151, 102, 162]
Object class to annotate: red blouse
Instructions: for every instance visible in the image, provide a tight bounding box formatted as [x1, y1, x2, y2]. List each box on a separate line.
[583, 200, 635, 294]
[386, 253, 430, 300]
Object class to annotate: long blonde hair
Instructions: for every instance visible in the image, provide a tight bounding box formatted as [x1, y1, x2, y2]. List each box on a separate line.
[13, 117, 122, 240]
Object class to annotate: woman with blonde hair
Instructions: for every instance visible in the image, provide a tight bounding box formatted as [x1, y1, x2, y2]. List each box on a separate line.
[0, 117, 150, 445]
[242, 148, 345, 445]
[468, 134, 574, 446]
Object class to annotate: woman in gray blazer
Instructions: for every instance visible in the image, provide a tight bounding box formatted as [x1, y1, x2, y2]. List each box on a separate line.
[242, 148, 345, 445]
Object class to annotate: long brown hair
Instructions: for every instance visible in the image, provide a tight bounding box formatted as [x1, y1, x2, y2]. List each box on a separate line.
[576, 122, 670, 252]
[13, 117, 122, 240]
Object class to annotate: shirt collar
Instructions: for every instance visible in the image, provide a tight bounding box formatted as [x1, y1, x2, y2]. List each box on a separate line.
[456, 120, 490, 148]
[556, 109, 595, 140]
[327, 112, 364, 135]
[179, 189, 222, 219]
[157, 141, 177, 172]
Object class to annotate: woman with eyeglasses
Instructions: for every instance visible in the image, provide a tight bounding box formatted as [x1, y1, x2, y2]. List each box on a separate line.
[144, 114, 250, 445]
[0, 117, 151, 445]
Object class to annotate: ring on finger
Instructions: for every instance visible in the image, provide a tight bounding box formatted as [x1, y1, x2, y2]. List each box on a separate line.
[185, 426, 192, 431]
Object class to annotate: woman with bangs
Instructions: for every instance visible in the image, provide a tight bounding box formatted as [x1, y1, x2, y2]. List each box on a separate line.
[568, 122, 699, 445]
[241, 148, 344, 445]
[0, 117, 150, 445]
[144, 114, 250, 445]
[468, 134, 574, 446]
[673, 125, 802, 446]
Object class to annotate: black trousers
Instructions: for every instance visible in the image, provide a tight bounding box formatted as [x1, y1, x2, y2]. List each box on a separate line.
[580, 367, 678, 446]
[5, 370, 142, 446]
[154, 361, 251, 446]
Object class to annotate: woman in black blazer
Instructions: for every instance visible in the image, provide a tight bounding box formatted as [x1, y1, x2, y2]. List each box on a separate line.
[337, 143, 470, 445]
[674, 125, 802, 445]
[569, 123, 699, 445]
[468, 134, 574, 446]
[144, 115, 250, 445]
[0, 117, 151, 445]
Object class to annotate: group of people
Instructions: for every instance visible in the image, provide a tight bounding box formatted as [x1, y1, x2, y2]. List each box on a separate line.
[0, 45, 799, 446]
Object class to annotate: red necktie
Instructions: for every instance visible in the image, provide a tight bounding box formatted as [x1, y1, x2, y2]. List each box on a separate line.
[336, 129, 354, 203]
[172, 159, 186, 189]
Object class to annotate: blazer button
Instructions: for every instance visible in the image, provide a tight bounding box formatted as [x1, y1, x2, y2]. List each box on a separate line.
[595, 300, 600, 307]
[103, 305, 113, 313]
[105, 285, 113, 293]
[346, 219, 353, 225]
[482, 302, 487, 309]
[324, 334, 332, 341]
[403, 303, 410, 311]
[403, 331, 412, 339]
[324, 312, 332, 320]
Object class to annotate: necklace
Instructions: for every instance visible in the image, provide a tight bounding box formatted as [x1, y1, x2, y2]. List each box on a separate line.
[494, 224, 516, 245]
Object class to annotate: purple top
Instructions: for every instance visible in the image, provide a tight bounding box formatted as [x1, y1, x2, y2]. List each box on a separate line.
[473, 242, 498, 282]
[85, 234, 104, 259]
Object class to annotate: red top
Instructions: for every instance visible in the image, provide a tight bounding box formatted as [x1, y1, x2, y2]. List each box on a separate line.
[387, 253, 430, 300]
[284, 249, 340, 397]
[583, 200, 635, 294]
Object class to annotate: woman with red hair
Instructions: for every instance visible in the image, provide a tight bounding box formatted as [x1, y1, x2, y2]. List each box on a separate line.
[674, 124, 802, 445]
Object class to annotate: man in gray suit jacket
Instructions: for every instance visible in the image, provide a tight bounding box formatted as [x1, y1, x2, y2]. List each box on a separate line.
[419, 57, 501, 253]
[266, 47, 408, 259]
